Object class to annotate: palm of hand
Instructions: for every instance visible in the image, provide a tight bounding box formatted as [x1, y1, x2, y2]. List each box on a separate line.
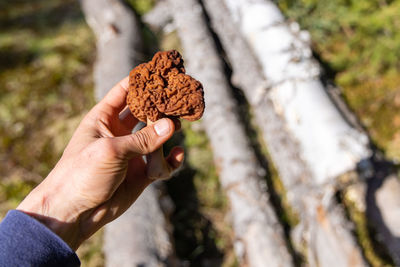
[17, 77, 183, 250]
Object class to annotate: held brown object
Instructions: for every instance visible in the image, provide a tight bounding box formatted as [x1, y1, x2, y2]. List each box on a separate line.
[127, 50, 204, 123]
[126, 50, 205, 179]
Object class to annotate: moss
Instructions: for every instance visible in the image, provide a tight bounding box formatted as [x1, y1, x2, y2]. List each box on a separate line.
[0, 1, 101, 265]
[159, 31, 183, 54]
[276, 0, 400, 161]
[342, 189, 393, 267]
[76, 230, 104, 267]
[126, 0, 156, 15]
[0, 8, 95, 177]
[247, 108, 300, 228]
[184, 121, 228, 211]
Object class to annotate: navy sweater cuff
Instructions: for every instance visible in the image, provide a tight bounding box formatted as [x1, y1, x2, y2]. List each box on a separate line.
[0, 210, 80, 267]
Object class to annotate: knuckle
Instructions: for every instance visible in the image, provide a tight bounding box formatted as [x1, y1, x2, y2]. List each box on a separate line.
[132, 130, 153, 154]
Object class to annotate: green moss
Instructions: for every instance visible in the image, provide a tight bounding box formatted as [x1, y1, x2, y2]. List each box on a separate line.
[247, 108, 300, 228]
[0, 180, 34, 204]
[159, 31, 183, 54]
[77, 230, 104, 267]
[276, 0, 400, 161]
[0, 0, 101, 265]
[126, 0, 156, 15]
[0, 10, 95, 177]
[342, 190, 393, 267]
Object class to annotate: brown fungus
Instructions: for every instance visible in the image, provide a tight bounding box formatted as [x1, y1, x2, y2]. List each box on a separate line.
[127, 50, 205, 122]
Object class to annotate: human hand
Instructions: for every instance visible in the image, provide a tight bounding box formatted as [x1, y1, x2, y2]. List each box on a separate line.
[17, 77, 184, 250]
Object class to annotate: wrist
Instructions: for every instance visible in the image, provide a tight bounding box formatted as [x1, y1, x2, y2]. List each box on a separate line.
[16, 181, 84, 250]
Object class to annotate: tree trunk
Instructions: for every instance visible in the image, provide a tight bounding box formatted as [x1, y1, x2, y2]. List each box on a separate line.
[168, 0, 294, 266]
[220, 0, 400, 264]
[142, 0, 172, 33]
[80, 1, 174, 266]
[80, 0, 143, 100]
[203, 0, 368, 266]
[103, 184, 174, 267]
[223, 0, 370, 184]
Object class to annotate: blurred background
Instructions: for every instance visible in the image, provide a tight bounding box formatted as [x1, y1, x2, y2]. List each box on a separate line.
[0, 0, 399, 266]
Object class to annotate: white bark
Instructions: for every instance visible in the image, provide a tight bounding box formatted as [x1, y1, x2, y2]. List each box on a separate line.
[168, 0, 294, 266]
[81, 0, 143, 100]
[142, 0, 172, 33]
[80, 1, 174, 266]
[223, 0, 371, 185]
[203, 0, 367, 266]
[221, 0, 400, 264]
[103, 184, 174, 267]
[145, 0, 400, 264]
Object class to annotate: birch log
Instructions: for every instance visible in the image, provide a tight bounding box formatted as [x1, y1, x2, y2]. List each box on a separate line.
[223, 0, 370, 184]
[80, 0, 143, 100]
[103, 184, 174, 267]
[142, 0, 172, 32]
[220, 0, 400, 264]
[168, 0, 294, 266]
[80, 1, 174, 266]
[202, 0, 368, 266]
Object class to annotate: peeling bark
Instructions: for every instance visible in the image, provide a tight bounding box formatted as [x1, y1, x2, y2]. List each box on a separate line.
[80, 1, 174, 266]
[168, 0, 294, 266]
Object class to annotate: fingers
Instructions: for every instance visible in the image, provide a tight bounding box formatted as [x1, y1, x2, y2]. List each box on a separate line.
[112, 118, 175, 159]
[166, 146, 185, 170]
[146, 146, 184, 180]
[99, 76, 130, 113]
[119, 106, 139, 131]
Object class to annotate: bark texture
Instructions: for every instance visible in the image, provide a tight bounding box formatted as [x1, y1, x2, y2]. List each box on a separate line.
[103, 184, 173, 267]
[81, 0, 143, 100]
[142, 0, 172, 32]
[80, 1, 174, 266]
[204, 0, 368, 266]
[223, 0, 371, 183]
[168, 0, 294, 266]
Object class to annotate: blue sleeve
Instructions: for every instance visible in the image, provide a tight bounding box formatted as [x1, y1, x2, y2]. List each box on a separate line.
[0, 210, 80, 267]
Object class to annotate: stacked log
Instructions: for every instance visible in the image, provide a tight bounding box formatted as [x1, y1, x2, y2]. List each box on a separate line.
[167, 0, 294, 266]
[201, 0, 368, 266]
[81, 0, 400, 265]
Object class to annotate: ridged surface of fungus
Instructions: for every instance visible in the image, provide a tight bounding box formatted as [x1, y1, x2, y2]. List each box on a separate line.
[127, 50, 205, 122]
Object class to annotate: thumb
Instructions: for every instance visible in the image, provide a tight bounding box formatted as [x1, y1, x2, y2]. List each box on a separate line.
[112, 118, 175, 159]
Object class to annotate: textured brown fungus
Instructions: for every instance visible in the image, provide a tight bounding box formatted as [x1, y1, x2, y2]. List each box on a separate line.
[127, 50, 205, 122]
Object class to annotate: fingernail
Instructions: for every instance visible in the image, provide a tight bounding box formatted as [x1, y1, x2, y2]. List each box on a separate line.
[118, 107, 131, 120]
[154, 119, 170, 136]
[176, 152, 184, 163]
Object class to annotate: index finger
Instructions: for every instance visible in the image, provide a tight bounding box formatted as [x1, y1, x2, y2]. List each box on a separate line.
[100, 76, 130, 113]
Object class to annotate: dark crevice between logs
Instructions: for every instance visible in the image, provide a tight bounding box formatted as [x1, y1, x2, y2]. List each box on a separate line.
[336, 184, 395, 266]
[164, 131, 226, 266]
[363, 156, 399, 265]
[197, 0, 304, 265]
[123, 0, 160, 62]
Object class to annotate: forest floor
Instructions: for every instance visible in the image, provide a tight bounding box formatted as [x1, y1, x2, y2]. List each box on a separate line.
[0, 0, 399, 266]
